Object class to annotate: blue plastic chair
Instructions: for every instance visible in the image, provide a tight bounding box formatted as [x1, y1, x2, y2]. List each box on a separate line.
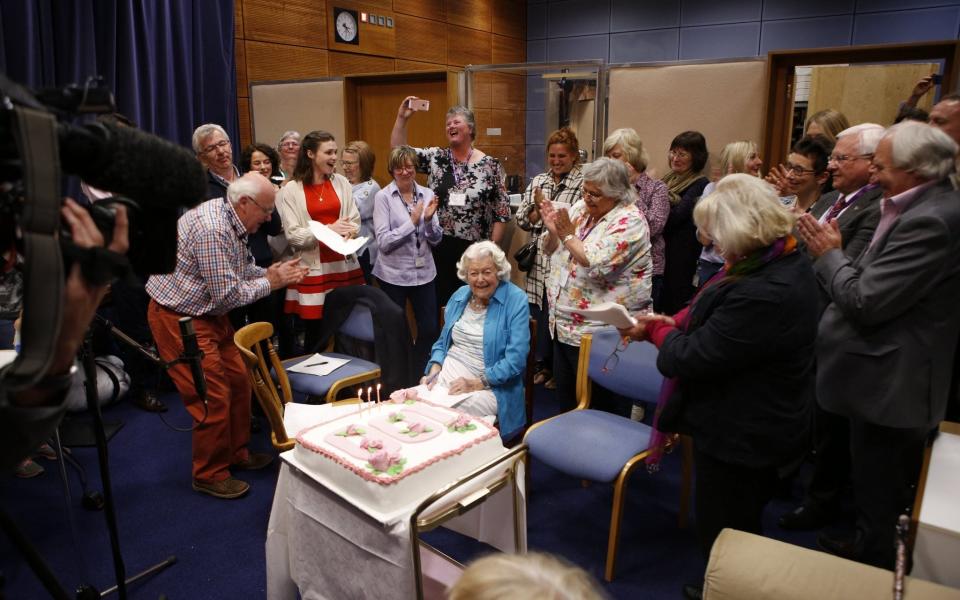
[524, 327, 693, 581]
[281, 304, 381, 403]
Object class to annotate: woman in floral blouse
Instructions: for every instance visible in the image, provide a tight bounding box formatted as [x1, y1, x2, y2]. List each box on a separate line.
[391, 96, 511, 305]
[516, 127, 584, 387]
[540, 158, 653, 409]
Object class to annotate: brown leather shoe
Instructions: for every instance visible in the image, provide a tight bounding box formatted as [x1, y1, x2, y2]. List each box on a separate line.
[131, 389, 168, 413]
[232, 453, 274, 471]
[192, 477, 250, 499]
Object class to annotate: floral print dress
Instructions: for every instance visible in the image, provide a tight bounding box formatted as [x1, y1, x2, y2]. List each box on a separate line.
[546, 199, 653, 346]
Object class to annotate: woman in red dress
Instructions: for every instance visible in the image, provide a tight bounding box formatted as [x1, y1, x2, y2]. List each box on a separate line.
[277, 130, 365, 350]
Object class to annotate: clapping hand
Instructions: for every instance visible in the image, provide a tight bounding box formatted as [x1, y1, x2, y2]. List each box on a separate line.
[423, 197, 438, 220]
[617, 313, 676, 342]
[764, 164, 792, 196]
[328, 218, 356, 239]
[796, 213, 842, 258]
[266, 257, 309, 290]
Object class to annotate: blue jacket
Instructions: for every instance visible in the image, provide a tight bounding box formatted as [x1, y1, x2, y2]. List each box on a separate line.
[428, 281, 530, 438]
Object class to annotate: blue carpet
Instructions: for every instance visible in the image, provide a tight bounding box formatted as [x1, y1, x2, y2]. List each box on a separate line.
[1, 387, 821, 599]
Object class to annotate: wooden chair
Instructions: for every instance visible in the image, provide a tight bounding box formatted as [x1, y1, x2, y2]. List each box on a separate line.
[233, 322, 296, 451]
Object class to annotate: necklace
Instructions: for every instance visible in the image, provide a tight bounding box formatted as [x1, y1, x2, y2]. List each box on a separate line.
[468, 295, 488, 311]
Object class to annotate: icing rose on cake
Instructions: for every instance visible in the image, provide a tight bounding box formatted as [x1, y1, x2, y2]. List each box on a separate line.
[401, 421, 433, 437]
[360, 438, 383, 452]
[447, 415, 477, 433]
[389, 388, 419, 404]
[335, 424, 366, 437]
[367, 450, 405, 475]
[388, 412, 405, 423]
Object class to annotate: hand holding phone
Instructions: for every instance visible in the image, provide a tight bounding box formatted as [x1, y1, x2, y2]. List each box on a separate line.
[407, 98, 430, 112]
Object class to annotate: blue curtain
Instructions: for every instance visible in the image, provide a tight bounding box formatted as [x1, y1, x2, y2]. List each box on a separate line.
[0, 0, 237, 151]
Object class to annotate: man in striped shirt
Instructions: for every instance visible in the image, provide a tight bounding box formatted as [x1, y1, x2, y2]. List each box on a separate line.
[146, 173, 306, 499]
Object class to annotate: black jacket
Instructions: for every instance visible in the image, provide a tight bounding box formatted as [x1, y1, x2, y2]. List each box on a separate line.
[658, 250, 818, 468]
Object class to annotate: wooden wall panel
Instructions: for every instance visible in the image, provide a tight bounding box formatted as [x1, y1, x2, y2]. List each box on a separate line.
[484, 142, 525, 177]
[446, 26, 491, 67]
[235, 0, 245, 38]
[395, 14, 446, 65]
[447, 0, 492, 32]
[472, 72, 493, 109]
[492, 0, 524, 40]
[245, 41, 328, 82]
[392, 0, 444, 22]
[236, 38, 248, 96]
[473, 108, 523, 146]
[395, 59, 446, 72]
[489, 72, 523, 110]
[492, 34, 524, 64]
[243, 0, 326, 48]
[329, 52, 395, 76]
[238, 97, 251, 149]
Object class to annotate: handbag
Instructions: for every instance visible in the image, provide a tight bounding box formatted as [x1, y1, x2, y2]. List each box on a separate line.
[513, 239, 537, 272]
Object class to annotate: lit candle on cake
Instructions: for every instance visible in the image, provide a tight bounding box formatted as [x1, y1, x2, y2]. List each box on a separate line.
[357, 387, 363, 415]
[367, 386, 373, 413]
[376, 383, 382, 411]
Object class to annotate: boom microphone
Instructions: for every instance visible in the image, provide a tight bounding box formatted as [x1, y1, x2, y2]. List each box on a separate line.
[58, 120, 206, 212]
[178, 317, 208, 402]
[58, 121, 207, 274]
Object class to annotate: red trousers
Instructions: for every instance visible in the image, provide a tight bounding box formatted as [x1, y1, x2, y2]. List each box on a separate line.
[147, 300, 251, 482]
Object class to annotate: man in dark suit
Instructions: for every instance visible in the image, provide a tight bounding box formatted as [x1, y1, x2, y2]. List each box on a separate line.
[796, 121, 960, 569]
[780, 124, 884, 531]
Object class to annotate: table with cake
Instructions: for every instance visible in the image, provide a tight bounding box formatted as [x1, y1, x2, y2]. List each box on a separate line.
[265, 388, 527, 600]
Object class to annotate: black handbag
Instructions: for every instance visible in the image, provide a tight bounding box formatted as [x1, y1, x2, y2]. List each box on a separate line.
[514, 239, 537, 272]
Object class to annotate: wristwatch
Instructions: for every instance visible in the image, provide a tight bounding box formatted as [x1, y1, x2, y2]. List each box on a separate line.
[560, 233, 574, 244]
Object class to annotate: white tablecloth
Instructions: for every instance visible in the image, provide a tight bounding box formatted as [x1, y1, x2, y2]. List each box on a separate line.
[265, 402, 526, 600]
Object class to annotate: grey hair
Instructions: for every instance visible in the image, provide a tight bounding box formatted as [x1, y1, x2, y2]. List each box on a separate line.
[885, 121, 958, 180]
[192, 123, 229, 154]
[837, 123, 886, 155]
[226, 176, 261, 206]
[446, 106, 477, 141]
[278, 130, 301, 146]
[456, 241, 511, 282]
[581, 158, 639, 206]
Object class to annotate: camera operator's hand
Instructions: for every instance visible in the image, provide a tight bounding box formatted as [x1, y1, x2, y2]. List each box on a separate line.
[266, 257, 309, 290]
[15, 199, 129, 408]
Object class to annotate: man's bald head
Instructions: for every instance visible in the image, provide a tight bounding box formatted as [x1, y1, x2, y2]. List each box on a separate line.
[227, 172, 276, 233]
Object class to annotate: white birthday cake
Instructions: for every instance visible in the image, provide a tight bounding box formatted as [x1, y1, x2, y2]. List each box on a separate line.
[294, 390, 504, 513]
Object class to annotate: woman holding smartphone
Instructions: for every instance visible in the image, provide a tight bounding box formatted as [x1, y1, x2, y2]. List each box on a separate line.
[373, 145, 442, 370]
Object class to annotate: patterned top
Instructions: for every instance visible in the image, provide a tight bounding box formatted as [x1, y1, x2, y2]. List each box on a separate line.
[146, 198, 269, 317]
[414, 146, 511, 241]
[515, 166, 584, 308]
[546, 199, 653, 346]
[634, 172, 670, 276]
[353, 179, 381, 261]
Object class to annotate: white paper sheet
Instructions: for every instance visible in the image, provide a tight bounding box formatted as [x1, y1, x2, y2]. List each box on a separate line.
[410, 384, 474, 408]
[286, 353, 349, 376]
[556, 301, 639, 329]
[308, 220, 368, 255]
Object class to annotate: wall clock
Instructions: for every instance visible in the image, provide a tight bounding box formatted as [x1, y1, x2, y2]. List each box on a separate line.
[334, 7, 359, 45]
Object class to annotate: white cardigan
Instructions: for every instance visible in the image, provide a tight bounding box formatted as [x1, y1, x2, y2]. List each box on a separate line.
[276, 173, 361, 270]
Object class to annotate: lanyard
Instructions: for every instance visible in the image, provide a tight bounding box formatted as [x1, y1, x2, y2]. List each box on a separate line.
[452, 148, 473, 190]
[401, 186, 421, 250]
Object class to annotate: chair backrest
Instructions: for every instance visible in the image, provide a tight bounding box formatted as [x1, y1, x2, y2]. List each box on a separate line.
[577, 328, 663, 408]
[339, 304, 375, 343]
[233, 322, 295, 451]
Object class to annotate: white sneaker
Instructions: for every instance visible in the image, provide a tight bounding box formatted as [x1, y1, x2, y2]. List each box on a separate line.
[630, 404, 645, 422]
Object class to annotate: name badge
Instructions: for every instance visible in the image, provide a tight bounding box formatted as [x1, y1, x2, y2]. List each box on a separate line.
[449, 192, 467, 207]
[415, 256, 425, 268]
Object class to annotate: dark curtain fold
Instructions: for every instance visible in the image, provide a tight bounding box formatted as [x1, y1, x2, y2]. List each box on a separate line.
[0, 0, 237, 151]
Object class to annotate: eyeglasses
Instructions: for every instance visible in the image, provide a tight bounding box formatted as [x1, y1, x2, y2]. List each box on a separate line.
[393, 165, 416, 173]
[828, 153, 873, 164]
[341, 159, 359, 166]
[602, 337, 631, 374]
[785, 163, 816, 175]
[279, 141, 300, 150]
[201, 139, 230, 155]
[245, 195, 273, 215]
[582, 188, 603, 201]
[669, 149, 692, 160]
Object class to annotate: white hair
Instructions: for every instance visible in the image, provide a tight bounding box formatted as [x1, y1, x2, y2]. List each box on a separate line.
[278, 130, 301, 146]
[192, 123, 229, 154]
[837, 123, 885, 155]
[226, 176, 262, 206]
[456, 241, 511, 282]
[885, 121, 958, 180]
[581, 157, 639, 206]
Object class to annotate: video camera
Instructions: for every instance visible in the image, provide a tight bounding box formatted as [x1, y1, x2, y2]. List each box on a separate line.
[0, 72, 206, 276]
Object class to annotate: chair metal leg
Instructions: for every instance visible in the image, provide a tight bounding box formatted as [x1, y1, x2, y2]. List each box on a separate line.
[678, 435, 694, 530]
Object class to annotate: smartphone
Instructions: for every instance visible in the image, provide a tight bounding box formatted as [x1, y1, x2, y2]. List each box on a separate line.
[931, 74, 943, 85]
[407, 98, 430, 112]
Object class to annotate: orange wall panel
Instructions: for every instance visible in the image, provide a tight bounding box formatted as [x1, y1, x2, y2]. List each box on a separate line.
[243, 0, 326, 48]
[245, 41, 329, 82]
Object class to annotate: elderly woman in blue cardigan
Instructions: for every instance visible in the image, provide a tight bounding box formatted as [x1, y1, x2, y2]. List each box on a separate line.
[422, 241, 530, 438]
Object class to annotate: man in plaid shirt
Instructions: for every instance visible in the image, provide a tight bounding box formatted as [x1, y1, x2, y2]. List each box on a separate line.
[146, 173, 307, 499]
